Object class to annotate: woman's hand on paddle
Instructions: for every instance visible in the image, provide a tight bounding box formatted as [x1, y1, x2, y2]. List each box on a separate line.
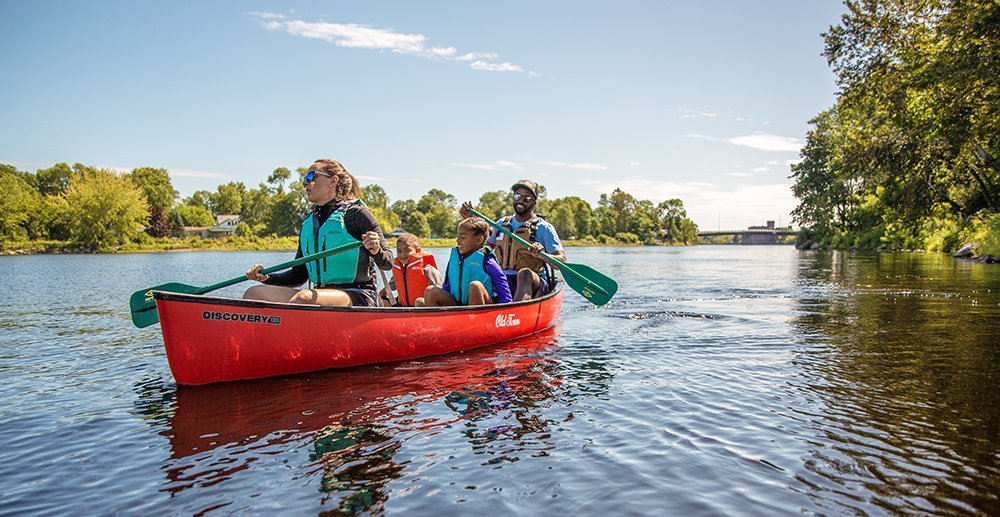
[362, 231, 382, 255]
[459, 201, 473, 219]
[246, 264, 270, 283]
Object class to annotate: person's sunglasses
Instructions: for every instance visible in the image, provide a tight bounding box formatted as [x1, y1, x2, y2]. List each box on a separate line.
[513, 192, 535, 202]
[302, 170, 332, 184]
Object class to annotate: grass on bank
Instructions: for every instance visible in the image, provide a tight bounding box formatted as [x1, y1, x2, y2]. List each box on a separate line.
[1, 232, 699, 255]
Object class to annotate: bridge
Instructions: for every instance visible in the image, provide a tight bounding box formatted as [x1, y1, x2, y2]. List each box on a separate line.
[697, 223, 797, 245]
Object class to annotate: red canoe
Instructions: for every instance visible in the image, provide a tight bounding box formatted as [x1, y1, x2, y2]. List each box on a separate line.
[154, 285, 563, 385]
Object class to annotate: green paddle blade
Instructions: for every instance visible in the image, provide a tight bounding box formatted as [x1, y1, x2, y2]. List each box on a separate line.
[129, 282, 202, 328]
[559, 262, 618, 306]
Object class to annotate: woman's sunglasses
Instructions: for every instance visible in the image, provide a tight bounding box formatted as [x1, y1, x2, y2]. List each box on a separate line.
[302, 170, 332, 184]
[513, 192, 535, 202]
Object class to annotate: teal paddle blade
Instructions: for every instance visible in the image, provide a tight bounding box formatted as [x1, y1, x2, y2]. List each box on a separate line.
[129, 282, 202, 328]
[559, 262, 618, 306]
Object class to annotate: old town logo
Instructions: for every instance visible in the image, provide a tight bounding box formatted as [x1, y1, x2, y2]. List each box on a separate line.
[495, 313, 521, 327]
[202, 311, 281, 325]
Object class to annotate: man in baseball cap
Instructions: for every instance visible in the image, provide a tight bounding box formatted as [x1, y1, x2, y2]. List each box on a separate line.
[461, 179, 565, 301]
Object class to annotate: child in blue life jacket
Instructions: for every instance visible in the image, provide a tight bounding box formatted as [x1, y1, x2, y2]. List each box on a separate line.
[418, 217, 512, 307]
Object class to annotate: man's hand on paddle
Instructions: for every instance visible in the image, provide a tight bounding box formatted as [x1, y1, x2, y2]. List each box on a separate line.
[459, 201, 473, 219]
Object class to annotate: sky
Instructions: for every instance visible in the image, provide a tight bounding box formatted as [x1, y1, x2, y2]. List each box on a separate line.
[1, 1, 847, 231]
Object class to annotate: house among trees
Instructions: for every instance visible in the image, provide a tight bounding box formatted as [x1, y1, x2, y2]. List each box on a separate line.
[182, 215, 241, 239]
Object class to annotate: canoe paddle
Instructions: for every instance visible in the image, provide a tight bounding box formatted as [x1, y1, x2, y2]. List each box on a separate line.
[129, 241, 362, 328]
[468, 208, 618, 306]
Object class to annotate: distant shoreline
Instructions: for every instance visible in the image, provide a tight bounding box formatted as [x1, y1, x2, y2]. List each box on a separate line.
[1, 237, 699, 255]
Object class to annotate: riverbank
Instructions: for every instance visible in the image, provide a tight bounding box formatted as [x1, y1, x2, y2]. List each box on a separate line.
[2, 235, 679, 255]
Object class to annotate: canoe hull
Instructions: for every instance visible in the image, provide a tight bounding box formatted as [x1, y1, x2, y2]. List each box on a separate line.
[155, 286, 562, 385]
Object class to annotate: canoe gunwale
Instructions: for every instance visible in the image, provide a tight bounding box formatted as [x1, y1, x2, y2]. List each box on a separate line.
[153, 281, 563, 313]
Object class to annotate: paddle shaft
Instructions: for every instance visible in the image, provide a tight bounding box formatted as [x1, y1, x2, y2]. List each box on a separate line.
[194, 241, 364, 295]
[468, 208, 610, 296]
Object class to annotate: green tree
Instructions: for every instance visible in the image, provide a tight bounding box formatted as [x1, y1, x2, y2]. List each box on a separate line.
[427, 204, 458, 238]
[548, 203, 577, 239]
[795, 0, 999, 249]
[267, 167, 292, 194]
[128, 167, 177, 210]
[128, 167, 178, 237]
[0, 166, 44, 243]
[362, 184, 390, 211]
[547, 196, 596, 238]
[400, 210, 431, 237]
[240, 184, 275, 234]
[211, 182, 245, 216]
[267, 188, 308, 237]
[59, 169, 148, 250]
[184, 190, 213, 211]
[34, 163, 76, 196]
[476, 190, 511, 221]
[169, 204, 214, 227]
[658, 198, 698, 244]
[417, 188, 457, 213]
[390, 199, 417, 221]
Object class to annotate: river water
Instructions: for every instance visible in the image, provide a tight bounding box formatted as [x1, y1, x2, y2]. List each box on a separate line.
[1, 246, 998, 515]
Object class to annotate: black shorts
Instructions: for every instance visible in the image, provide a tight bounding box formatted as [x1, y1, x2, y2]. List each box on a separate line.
[505, 271, 550, 296]
[316, 286, 377, 307]
[341, 288, 377, 307]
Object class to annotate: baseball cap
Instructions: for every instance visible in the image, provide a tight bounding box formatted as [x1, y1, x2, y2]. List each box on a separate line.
[511, 179, 538, 197]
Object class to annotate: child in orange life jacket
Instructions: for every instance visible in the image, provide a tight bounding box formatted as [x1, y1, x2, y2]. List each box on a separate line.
[382, 233, 442, 307]
[418, 218, 512, 307]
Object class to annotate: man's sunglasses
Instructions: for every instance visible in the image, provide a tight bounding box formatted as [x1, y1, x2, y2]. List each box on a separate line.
[302, 170, 333, 184]
[513, 192, 535, 202]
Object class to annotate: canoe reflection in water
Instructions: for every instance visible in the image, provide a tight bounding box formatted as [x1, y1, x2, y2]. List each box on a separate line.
[160, 327, 562, 514]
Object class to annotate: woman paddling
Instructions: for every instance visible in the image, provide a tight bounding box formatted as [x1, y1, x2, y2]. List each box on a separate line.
[243, 158, 392, 306]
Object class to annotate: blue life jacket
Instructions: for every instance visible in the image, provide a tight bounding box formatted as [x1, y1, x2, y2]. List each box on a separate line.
[445, 247, 496, 304]
[299, 201, 362, 285]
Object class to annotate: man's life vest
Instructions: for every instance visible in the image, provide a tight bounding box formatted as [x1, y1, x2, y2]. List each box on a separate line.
[299, 201, 363, 286]
[445, 247, 496, 305]
[494, 215, 546, 273]
[391, 251, 438, 307]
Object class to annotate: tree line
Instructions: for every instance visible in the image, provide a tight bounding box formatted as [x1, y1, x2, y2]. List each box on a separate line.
[791, 0, 999, 253]
[0, 162, 699, 251]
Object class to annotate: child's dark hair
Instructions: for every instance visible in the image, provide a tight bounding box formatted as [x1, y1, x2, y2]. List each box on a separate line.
[459, 217, 489, 237]
[396, 233, 420, 247]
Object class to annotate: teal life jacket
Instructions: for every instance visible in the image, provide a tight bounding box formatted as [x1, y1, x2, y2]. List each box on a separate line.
[299, 201, 363, 285]
[445, 247, 496, 304]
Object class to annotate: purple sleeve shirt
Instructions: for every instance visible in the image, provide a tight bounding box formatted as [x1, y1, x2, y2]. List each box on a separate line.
[484, 253, 512, 303]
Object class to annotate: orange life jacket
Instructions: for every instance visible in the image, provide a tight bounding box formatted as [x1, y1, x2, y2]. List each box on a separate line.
[391, 251, 438, 307]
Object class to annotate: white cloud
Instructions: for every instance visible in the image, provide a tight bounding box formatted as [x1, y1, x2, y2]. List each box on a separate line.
[470, 60, 524, 73]
[456, 52, 498, 61]
[580, 178, 798, 230]
[678, 108, 719, 119]
[452, 160, 522, 171]
[752, 167, 770, 172]
[537, 160, 608, 171]
[682, 133, 804, 152]
[629, 161, 641, 166]
[728, 134, 804, 152]
[248, 12, 532, 74]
